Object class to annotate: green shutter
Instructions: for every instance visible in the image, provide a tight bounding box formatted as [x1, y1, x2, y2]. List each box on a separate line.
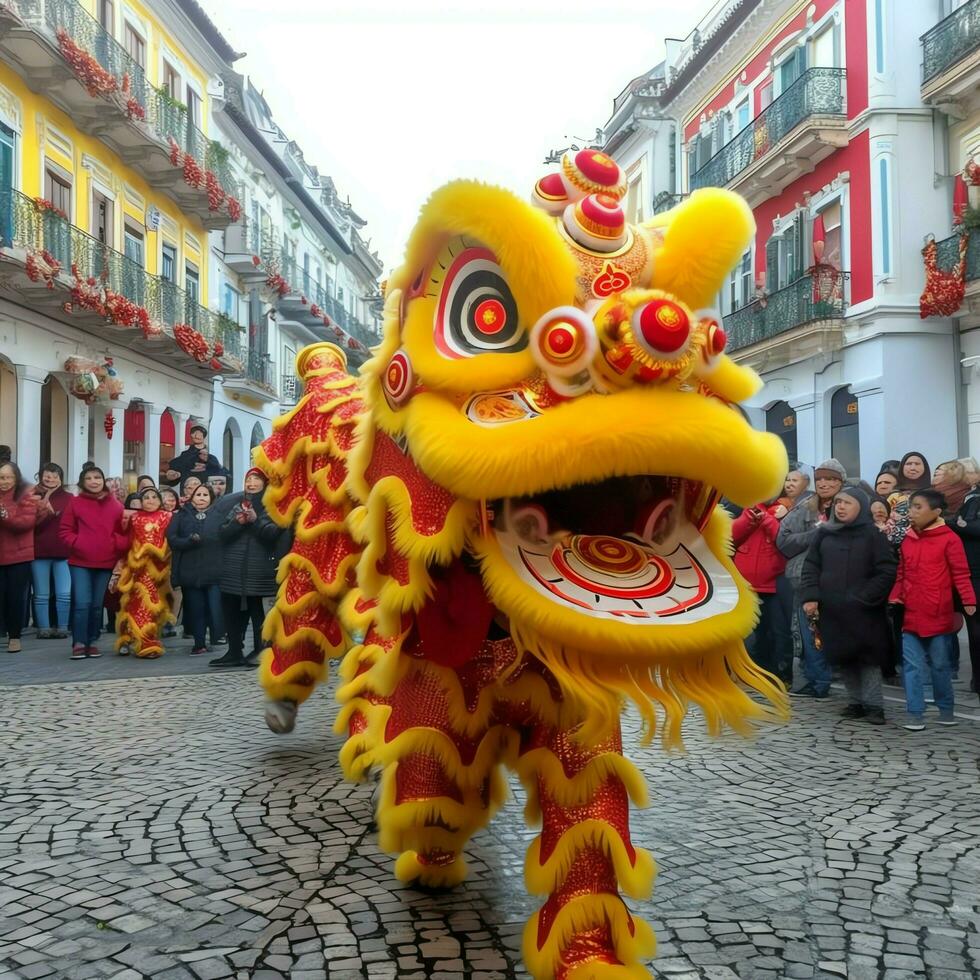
[766, 236, 779, 290]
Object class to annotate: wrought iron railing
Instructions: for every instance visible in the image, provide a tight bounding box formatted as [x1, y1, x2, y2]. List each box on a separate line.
[225, 217, 279, 264]
[16, 0, 234, 191]
[280, 374, 301, 404]
[722, 270, 849, 351]
[690, 68, 847, 191]
[1, 190, 244, 356]
[934, 232, 980, 281]
[922, 0, 980, 82]
[243, 349, 274, 388]
[652, 192, 686, 215]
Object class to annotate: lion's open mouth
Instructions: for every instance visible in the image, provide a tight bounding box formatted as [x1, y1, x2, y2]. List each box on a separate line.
[488, 475, 741, 624]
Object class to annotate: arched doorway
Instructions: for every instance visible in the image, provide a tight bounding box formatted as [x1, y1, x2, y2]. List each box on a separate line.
[39, 375, 69, 474]
[223, 418, 242, 488]
[766, 400, 798, 468]
[831, 386, 860, 478]
[250, 421, 264, 453]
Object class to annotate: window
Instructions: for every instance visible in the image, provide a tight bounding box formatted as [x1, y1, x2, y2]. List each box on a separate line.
[44, 168, 71, 217]
[777, 48, 806, 94]
[0, 124, 14, 245]
[624, 176, 642, 224]
[759, 80, 774, 111]
[816, 200, 842, 270]
[766, 214, 806, 291]
[162, 62, 181, 102]
[123, 224, 145, 303]
[736, 98, 750, 133]
[124, 225, 144, 265]
[186, 88, 201, 128]
[810, 25, 837, 68]
[92, 191, 113, 247]
[222, 282, 239, 319]
[124, 23, 145, 68]
[161, 243, 177, 282]
[185, 262, 199, 303]
[98, 0, 114, 33]
[831, 387, 860, 478]
[303, 252, 311, 291]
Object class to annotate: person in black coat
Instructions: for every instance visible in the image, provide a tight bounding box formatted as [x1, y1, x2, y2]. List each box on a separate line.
[164, 424, 226, 486]
[800, 487, 897, 724]
[952, 483, 980, 698]
[206, 467, 285, 668]
[167, 484, 223, 655]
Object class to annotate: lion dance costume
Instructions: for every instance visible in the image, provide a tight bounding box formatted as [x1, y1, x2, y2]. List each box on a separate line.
[255, 151, 789, 980]
[116, 510, 174, 658]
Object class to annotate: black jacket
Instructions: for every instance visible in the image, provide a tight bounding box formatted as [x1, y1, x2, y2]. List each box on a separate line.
[951, 491, 980, 578]
[800, 524, 897, 667]
[166, 446, 227, 485]
[207, 492, 286, 597]
[166, 507, 221, 588]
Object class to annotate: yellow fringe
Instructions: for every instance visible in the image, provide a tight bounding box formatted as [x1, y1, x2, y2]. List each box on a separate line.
[257, 648, 330, 705]
[565, 963, 651, 980]
[394, 850, 468, 888]
[523, 895, 656, 980]
[513, 749, 648, 811]
[524, 821, 655, 899]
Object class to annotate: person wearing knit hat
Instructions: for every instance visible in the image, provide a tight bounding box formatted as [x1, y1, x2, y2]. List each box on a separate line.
[206, 465, 284, 669]
[777, 458, 846, 698]
[800, 487, 897, 723]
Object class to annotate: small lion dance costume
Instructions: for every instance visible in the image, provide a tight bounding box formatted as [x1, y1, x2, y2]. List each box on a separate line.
[116, 509, 174, 658]
[256, 152, 789, 980]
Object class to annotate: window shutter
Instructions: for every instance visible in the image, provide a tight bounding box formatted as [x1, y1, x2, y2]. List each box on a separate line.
[766, 236, 779, 290]
[793, 214, 806, 280]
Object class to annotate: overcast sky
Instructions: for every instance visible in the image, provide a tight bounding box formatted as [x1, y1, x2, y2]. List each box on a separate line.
[200, 0, 701, 272]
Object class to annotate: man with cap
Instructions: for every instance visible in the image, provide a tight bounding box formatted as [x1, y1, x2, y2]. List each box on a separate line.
[165, 424, 226, 486]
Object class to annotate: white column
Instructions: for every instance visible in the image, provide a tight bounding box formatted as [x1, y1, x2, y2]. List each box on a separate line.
[852, 380, 885, 483]
[789, 394, 817, 471]
[142, 403, 163, 484]
[14, 364, 46, 482]
[66, 395, 90, 488]
[93, 406, 125, 480]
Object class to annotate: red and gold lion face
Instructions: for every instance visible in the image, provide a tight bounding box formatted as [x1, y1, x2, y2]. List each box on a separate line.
[349, 153, 786, 672]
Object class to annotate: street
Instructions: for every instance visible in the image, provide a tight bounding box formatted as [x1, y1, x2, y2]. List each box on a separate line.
[1, 638, 978, 980]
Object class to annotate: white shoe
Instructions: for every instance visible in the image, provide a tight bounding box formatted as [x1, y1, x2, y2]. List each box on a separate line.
[264, 699, 297, 734]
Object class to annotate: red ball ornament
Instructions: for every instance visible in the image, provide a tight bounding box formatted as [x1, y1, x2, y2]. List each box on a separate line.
[635, 299, 691, 355]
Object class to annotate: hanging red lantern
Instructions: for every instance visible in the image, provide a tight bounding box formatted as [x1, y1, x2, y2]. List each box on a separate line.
[104, 411, 116, 439]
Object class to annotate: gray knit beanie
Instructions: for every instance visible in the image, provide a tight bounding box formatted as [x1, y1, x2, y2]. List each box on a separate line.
[814, 458, 847, 481]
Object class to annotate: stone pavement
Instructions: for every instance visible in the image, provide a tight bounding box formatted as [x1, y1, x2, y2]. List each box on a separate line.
[1, 662, 979, 980]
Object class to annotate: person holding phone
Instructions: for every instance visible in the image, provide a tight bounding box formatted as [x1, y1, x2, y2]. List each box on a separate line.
[164, 424, 226, 485]
[31, 463, 73, 639]
[207, 467, 283, 668]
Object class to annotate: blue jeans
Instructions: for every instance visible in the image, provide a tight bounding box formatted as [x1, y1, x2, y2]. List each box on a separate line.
[69, 566, 112, 647]
[798, 605, 832, 695]
[32, 558, 71, 630]
[903, 632, 954, 718]
[183, 584, 223, 648]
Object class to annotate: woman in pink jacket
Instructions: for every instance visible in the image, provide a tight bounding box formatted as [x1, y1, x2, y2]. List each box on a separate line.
[0, 461, 39, 653]
[59, 465, 128, 660]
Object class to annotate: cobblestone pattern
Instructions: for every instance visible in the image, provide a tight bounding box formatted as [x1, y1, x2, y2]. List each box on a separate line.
[0, 673, 978, 979]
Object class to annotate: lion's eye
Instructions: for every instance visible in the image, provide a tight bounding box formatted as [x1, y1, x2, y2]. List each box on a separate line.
[431, 238, 525, 358]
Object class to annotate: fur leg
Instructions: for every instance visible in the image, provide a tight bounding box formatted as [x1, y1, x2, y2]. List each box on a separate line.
[520, 722, 655, 980]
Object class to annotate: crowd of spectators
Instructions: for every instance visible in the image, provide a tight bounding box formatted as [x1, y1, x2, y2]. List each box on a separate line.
[733, 453, 978, 729]
[0, 426, 287, 668]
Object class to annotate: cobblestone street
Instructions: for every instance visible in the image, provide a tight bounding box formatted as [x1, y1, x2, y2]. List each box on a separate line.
[1, 647, 979, 980]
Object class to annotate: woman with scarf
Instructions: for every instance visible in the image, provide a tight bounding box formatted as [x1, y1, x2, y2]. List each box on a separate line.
[932, 460, 971, 519]
[167, 484, 222, 655]
[885, 451, 931, 547]
[207, 467, 285, 668]
[800, 487, 897, 723]
[776, 458, 846, 698]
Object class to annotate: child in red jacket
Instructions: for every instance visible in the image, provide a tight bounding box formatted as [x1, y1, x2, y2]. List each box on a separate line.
[890, 489, 976, 730]
[733, 499, 790, 683]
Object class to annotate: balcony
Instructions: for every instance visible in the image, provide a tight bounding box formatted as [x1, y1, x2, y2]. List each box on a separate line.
[933, 232, 980, 315]
[223, 217, 279, 277]
[0, 189, 243, 375]
[922, 0, 980, 111]
[0, 0, 240, 228]
[222, 349, 276, 402]
[689, 68, 848, 207]
[722, 269, 849, 369]
[651, 192, 686, 216]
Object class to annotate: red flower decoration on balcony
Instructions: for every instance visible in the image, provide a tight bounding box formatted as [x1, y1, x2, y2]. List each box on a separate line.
[126, 97, 146, 122]
[168, 137, 181, 167]
[183, 155, 204, 190]
[33, 198, 68, 221]
[265, 271, 290, 299]
[227, 197, 242, 222]
[213, 342, 224, 357]
[56, 29, 118, 98]
[209, 358, 222, 370]
[26, 249, 61, 289]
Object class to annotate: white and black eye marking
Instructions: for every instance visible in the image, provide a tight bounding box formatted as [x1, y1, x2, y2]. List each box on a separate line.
[433, 244, 526, 358]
